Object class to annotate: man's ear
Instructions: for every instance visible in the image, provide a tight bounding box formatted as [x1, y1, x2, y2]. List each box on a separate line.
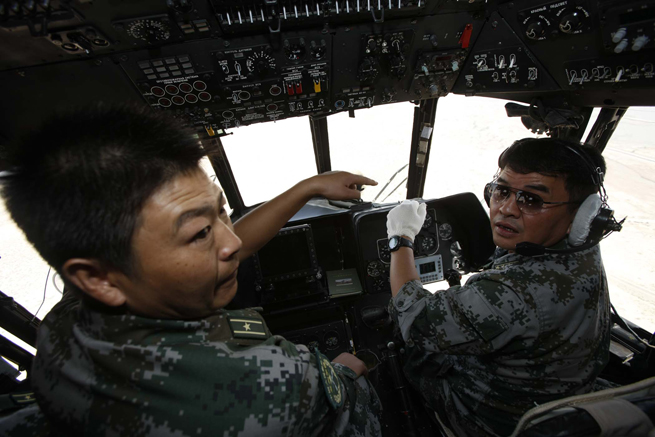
[62, 259, 127, 307]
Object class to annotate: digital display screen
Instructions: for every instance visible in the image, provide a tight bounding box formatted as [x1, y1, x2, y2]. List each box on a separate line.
[419, 262, 436, 274]
[258, 232, 312, 278]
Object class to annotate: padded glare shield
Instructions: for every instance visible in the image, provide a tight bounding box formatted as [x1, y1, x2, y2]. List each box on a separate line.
[568, 194, 602, 246]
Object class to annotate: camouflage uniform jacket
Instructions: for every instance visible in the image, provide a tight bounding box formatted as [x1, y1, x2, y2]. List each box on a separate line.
[388, 240, 610, 437]
[32, 293, 382, 436]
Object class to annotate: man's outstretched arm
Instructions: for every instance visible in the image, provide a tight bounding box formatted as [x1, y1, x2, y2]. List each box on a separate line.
[233, 171, 377, 261]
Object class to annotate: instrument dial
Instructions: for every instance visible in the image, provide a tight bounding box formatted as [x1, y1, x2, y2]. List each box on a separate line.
[357, 57, 380, 83]
[374, 276, 388, 291]
[307, 339, 320, 352]
[284, 39, 306, 61]
[450, 241, 463, 257]
[246, 50, 276, 78]
[367, 261, 383, 277]
[422, 213, 434, 229]
[439, 223, 453, 240]
[378, 240, 391, 263]
[126, 19, 171, 42]
[421, 236, 437, 253]
[324, 331, 340, 350]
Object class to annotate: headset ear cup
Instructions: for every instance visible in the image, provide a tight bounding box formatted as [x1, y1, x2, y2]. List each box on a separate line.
[568, 194, 602, 246]
[484, 183, 492, 207]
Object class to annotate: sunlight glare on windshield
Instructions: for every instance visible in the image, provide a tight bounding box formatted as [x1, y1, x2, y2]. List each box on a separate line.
[221, 117, 317, 206]
[329, 103, 415, 204]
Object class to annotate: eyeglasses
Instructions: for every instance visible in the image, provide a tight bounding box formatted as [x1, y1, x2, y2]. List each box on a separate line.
[486, 183, 581, 214]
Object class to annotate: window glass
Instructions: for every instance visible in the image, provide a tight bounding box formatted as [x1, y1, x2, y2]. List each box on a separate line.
[221, 117, 317, 206]
[329, 103, 415, 203]
[199, 156, 233, 216]
[1, 201, 53, 359]
[597, 107, 655, 332]
[423, 95, 545, 204]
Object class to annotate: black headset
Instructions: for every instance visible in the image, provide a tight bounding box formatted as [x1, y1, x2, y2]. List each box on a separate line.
[484, 143, 623, 256]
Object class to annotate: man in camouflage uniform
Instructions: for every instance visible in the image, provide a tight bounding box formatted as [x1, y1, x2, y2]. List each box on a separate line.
[0, 105, 381, 436]
[386, 138, 611, 436]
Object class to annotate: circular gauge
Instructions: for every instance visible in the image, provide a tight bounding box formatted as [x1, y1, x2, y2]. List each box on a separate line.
[378, 240, 391, 263]
[422, 213, 434, 229]
[307, 340, 320, 352]
[452, 258, 464, 270]
[323, 331, 340, 350]
[374, 277, 388, 291]
[367, 261, 383, 277]
[246, 50, 276, 78]
[439, 223, 453, 240]
[126, 19, 171, 42]
[284, 41, 306, 61]
[421, 236, 437, 253]
[450, 241, 463, 257]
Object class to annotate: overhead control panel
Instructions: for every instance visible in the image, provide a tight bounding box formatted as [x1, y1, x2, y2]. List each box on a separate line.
[4, 0, 655, 141]
[518, 0, 593, 41]
[601, 1, 655, 55]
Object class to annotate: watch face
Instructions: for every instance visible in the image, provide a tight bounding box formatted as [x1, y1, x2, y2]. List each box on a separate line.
[388, 236, 400, 250]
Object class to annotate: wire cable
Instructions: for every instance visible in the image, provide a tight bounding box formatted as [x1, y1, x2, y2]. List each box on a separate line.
[611, 302, 655, 350]
[32, 266, 51, 321]
[52, 272, 64, 294]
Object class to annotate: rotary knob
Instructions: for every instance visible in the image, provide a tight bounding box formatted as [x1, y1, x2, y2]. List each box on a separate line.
[357, 57, 380, 83]
[253, 59, 270, 77]
[559, 11, 581, 34]
[310, 40, 326, 60]
[525, 20, 545, 40]
[366, 38, 377, 53]
[389, 55, 406, 78]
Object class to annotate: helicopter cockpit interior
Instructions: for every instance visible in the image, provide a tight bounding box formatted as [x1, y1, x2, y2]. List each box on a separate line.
[1, 0, 655, 435]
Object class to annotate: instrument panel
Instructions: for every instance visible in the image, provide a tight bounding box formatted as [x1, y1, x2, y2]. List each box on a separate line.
[226, 193, 493, 435]
[3, 0, 655, 143]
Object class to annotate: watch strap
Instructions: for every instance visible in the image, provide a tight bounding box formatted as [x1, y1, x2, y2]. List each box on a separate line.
[389, 236, 413, 252]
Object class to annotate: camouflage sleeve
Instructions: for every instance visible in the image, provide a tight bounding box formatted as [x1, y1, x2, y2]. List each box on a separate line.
[328, 363, 382, 437]
[272, 339, 382, 436]
[389, 279, 535, 355]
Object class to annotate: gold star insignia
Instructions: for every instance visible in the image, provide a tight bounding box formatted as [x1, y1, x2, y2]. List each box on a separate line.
[243, 322, 251, 331]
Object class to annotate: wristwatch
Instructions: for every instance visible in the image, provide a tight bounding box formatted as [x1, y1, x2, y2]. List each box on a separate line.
[388, 236, 413, 252]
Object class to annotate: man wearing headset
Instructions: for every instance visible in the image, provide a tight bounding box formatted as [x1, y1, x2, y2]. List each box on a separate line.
[386, 138, 611, 437]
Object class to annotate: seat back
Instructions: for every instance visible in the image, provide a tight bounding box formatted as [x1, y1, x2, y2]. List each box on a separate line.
[511, 377, 655, 437]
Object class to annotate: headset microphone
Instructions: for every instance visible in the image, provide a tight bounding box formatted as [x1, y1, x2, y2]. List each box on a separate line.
[516, 240, 602, 256]
[514, 203, 624, 256]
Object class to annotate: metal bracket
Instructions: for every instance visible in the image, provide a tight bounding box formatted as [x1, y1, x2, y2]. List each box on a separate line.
[371, 7, 384, 23]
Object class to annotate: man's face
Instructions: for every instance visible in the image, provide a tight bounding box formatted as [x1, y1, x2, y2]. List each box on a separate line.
[115, 168, 242, 319]
[490, 167, 576, 251]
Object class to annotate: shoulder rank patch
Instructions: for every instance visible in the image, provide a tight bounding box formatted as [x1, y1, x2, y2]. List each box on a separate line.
[227, 316, 267, 340]
[316, 350, 344, 410]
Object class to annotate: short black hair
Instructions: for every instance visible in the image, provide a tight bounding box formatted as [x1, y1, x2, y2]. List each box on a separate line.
[1, 104, 211, 276]
[498, 138, 607, 206]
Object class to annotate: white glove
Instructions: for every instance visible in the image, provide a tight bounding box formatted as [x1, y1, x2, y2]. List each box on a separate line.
[386, 200, 427, 241]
